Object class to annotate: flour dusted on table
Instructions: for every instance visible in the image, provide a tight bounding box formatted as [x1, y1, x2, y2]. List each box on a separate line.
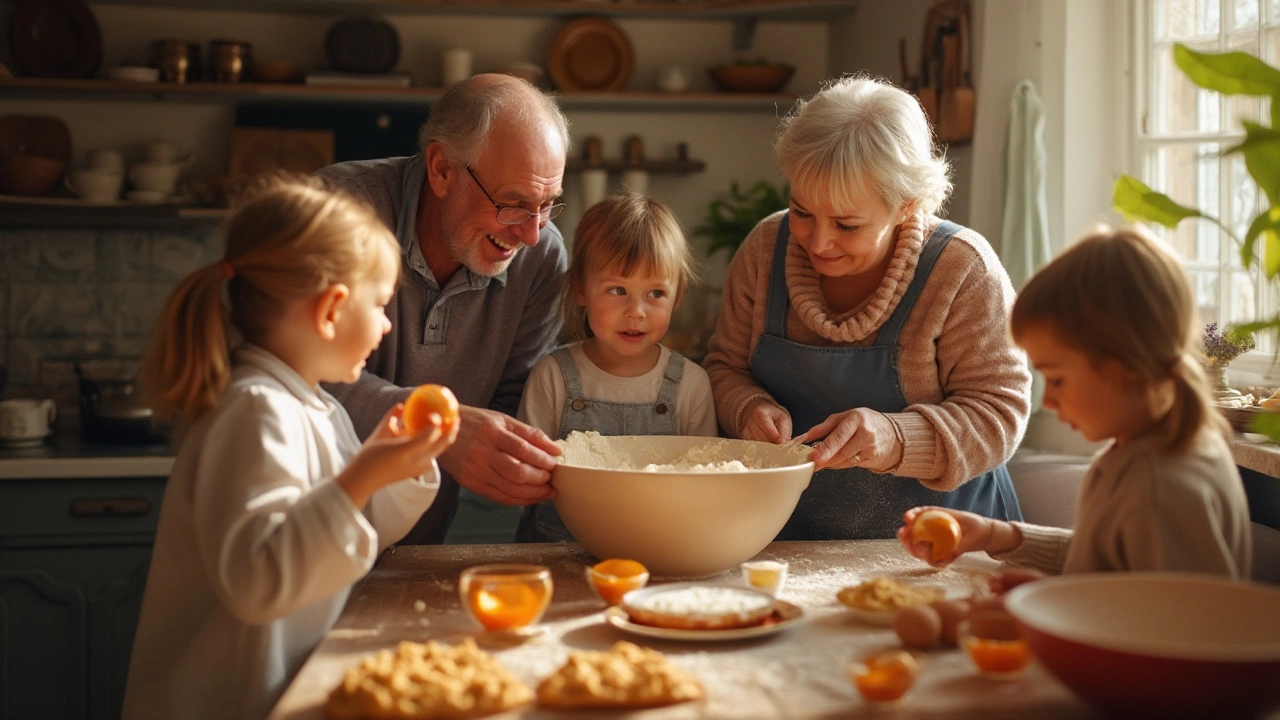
[556, 430, 810, 472]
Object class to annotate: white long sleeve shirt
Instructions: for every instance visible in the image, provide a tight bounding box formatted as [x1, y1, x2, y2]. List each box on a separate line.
[122, 345, 440, 720]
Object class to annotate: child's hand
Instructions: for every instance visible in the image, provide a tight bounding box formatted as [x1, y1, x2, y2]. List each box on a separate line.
[989, 568, 1045, 595]
[741, 399, 793, 444]
[338, 404, 459, 507]
[895, 506, 995, 567]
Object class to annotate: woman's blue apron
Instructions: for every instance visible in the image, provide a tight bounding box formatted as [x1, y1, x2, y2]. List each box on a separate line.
[749, 216, 1021, 540]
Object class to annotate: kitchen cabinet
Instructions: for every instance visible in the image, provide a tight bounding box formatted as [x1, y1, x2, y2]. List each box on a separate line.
[0, 476, 167, 720]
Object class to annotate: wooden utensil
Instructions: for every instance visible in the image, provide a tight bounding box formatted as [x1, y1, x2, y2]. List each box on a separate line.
[917, 28, 940, 128]
[943, 10, 976, 144]
[939, 32, 962, 142]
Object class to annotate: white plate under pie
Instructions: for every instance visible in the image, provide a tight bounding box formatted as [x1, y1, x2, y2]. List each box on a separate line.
[604, 601, 804, 642]
[842, 606, 898, 626]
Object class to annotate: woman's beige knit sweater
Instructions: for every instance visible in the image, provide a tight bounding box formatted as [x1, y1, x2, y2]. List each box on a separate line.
[703, 210, 1032, 491]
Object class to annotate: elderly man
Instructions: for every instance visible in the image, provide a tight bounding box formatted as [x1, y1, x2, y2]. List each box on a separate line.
[318, 74, 569, 543]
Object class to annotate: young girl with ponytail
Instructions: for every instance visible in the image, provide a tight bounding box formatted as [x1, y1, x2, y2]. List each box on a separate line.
[123, 176, 457, 720]
[898, 226, 1252, 580]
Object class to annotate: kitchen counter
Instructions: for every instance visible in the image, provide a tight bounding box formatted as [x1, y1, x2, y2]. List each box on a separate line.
[0, 424, 173, 479]
[269, 540, 1109, 720]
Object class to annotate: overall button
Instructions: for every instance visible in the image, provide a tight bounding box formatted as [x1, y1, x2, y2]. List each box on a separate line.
[571, 398, 587, 411]
[655, 402, 669, 414]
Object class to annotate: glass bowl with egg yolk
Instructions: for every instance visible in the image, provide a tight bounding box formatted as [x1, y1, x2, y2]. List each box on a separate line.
[586, 558, 649, 606]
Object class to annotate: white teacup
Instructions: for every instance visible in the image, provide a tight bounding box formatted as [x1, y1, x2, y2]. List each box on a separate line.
[0, 398, 57, 444]
[129, 161, 183, 194]
[145, 139, 191, 164]
[87, 148, 125, 172]
[65, 167, 124, 203]
[657, 65, 689, 93]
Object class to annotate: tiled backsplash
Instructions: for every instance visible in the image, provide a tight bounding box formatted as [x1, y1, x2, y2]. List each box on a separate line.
[0, 224, 223, 408]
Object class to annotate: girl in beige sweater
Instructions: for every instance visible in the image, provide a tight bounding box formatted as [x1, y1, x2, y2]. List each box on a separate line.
[899, 226, 1252, 579]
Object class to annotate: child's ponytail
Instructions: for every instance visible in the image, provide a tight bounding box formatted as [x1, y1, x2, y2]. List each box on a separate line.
[1165, 353, 1230, 452]
[142, 261, 235, 420]
[141, 173, 398, 422]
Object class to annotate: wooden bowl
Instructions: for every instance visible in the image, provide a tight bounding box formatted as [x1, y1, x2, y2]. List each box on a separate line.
[252, 60, 300, 84]
[0, 153, 67, 196]
[708, 64, 794, 93]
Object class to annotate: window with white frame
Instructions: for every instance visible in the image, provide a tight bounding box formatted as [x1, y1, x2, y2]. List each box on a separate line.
[1138, 0, 1278, 364]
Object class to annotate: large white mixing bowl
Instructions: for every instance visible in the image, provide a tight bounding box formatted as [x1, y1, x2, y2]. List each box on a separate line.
[551, 435, 815, 577]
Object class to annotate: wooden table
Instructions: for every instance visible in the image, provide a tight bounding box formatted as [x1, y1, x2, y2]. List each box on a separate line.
[268, 540, 1103, 719]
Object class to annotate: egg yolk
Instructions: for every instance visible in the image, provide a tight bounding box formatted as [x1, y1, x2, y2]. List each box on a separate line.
[589, 558, 648, 605]
[849, 650, 920, 703]
[468, 582, 546, 631]
[911, 509, 962, 563]
[403, 384, 459, 435]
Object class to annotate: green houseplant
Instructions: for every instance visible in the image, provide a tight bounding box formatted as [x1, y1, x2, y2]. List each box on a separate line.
[694, 179, 790, 259]
[1113, 45, 1280, 437]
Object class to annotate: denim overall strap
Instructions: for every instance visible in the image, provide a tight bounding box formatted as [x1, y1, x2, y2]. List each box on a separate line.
[517, 348, 685, 542]
[750, 217, 1021, 539]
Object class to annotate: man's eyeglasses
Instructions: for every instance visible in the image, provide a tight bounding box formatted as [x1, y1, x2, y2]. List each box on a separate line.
[465, 166, 565, 225]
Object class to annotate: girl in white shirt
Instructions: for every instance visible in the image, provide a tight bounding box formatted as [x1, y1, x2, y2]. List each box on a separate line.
[515, 190, 717, 542]
[898, 226, 1251, 581]
[122, 177, 458, 720]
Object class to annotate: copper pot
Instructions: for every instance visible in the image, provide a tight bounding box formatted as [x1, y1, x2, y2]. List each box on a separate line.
[209, 39, 252, 83]
[152, 39, 191, 83]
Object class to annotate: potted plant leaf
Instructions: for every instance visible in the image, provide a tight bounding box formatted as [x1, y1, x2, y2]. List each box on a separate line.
[694, 179, 790, 259]
[1112, 45, 1280, 437]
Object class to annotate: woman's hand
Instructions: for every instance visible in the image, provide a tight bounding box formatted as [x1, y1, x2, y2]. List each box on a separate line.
[740, 399, 793, 444]
[794, 408, 901, 471]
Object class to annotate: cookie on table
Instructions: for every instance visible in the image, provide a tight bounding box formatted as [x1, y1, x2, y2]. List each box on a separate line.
[537, 641, 703, 709]
[326, 638, 532, 719]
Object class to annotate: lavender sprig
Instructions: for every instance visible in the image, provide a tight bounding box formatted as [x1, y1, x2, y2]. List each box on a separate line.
[1203, 322, 1256, 364]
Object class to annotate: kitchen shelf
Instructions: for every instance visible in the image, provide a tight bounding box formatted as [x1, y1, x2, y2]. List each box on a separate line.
[0, 200, 228, 228]
[81, 0, 860, 21]
[566, 158, 705, 173]
[0, 78, 800, 112]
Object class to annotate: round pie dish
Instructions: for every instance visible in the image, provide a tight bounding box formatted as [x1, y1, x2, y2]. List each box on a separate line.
[620, 583, 777, 631]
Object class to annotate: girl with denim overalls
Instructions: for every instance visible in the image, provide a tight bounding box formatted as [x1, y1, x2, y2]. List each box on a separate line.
[515, 191, 718, 542]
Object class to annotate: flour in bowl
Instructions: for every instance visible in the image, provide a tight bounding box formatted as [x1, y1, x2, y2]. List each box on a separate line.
[556, 431, 811, 472]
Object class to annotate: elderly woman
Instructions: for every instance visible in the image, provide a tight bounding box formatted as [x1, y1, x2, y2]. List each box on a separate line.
[703, 75, 1030, 540]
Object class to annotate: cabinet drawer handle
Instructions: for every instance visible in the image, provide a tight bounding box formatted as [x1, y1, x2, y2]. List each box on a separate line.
[69, 497, 152, 517]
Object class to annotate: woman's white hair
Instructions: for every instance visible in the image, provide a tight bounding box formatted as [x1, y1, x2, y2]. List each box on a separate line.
[775, 74, 951, 216]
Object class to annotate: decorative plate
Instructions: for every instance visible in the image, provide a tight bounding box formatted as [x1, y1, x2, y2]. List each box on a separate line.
[547, 17, 634, 92]
[227, 128, 335, 180]
[0, 114, 72, 164]
[9, 0, 103, 79]
[325, 18, 400, 74]
[604, 601, 803, 642]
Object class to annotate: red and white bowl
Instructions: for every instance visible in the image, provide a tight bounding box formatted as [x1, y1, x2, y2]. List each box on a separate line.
[1005, 572, 1280, 720]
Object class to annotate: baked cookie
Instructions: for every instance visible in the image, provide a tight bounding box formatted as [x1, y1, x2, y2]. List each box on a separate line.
[837, 577, 944, 612]
[537, 641, 703, 710]
[326, 638, 533, 719]
[621, 584, 776, 630]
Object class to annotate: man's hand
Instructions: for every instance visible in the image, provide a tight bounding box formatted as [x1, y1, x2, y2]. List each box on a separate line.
[438, 405, 562, 505]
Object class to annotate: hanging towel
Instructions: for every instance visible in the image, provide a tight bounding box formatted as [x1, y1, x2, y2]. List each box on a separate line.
[999, 79, 1053, 410]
